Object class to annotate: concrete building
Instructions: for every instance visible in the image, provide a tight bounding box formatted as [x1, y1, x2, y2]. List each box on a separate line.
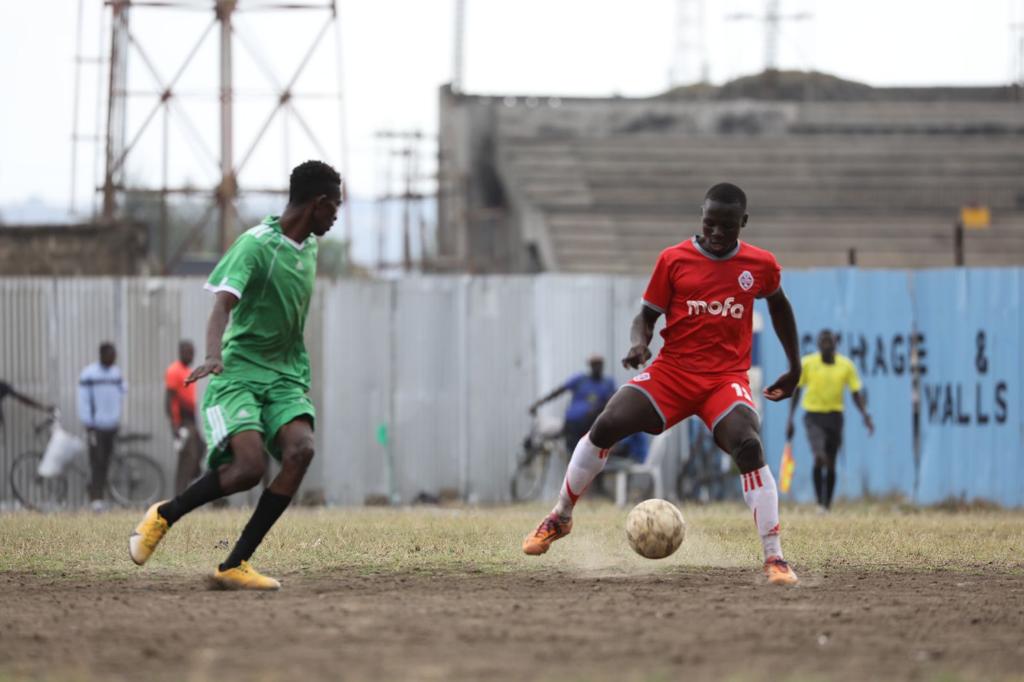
[0, 222, 146, 276]
[437, 71, 1024, 273]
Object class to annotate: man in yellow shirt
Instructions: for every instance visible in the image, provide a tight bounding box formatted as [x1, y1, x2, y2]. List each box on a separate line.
[786, 330, 873, 511]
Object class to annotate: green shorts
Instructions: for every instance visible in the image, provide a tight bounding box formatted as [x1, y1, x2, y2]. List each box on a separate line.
[200, 374, 315, 469]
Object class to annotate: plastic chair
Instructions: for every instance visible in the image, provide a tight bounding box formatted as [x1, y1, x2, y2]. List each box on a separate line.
[612, 429, 671, 507]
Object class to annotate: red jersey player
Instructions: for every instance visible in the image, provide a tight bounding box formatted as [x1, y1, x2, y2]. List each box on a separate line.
[522, 182, 802, 586]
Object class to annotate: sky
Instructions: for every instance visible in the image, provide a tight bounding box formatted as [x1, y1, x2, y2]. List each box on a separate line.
[0, 0, 1021, 235]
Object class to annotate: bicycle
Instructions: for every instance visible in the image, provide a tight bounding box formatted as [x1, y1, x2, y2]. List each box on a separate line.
[675, 419, 738, 503]
[510, 415, 566, 502]
[9, 413, 165, 512]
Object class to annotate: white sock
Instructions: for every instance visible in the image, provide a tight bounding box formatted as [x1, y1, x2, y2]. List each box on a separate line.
[741, 465, 783, 560]
[552, 433, 609, 518]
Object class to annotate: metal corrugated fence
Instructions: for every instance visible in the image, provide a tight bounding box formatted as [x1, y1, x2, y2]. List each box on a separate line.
[0, 275, 652, 507]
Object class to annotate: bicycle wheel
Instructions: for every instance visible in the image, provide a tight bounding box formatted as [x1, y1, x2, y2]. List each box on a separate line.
[676, 468, 716, 504]
[108, 452, 165, 507]
[511, 449, 548, 502]
[677, 455, 735, 503]
[9, 451, 70, 512]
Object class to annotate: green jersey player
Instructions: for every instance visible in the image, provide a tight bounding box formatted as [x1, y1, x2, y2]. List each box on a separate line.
[129, 160, 343, 590]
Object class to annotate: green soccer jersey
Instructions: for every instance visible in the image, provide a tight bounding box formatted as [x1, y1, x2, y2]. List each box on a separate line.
[205, 216, 318, 388]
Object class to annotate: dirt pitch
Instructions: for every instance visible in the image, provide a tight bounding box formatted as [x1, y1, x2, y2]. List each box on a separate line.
[1, 505, 1023, 681]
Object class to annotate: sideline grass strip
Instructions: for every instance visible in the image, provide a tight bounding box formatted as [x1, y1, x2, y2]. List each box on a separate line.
[1, 502, 1022, 577]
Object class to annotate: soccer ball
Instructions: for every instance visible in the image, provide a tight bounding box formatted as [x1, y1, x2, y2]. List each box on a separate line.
[625, 499, 686, 559]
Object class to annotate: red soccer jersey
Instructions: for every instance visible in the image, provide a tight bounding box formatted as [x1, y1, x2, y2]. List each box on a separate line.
[642, 237, 782, 373]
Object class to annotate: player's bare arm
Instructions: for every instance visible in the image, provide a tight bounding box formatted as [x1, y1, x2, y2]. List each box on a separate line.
[763, 288, 800, 402]
[852, 390, 874, 435]
[529, 385, 569, 414]
[186, 291, 237, 385]
[622, 305, 661, 369]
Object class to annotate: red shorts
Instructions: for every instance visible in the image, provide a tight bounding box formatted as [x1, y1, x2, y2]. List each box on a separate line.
[626, 358, 759, 432]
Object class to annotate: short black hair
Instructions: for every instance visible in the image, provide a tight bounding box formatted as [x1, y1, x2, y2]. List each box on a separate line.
[99, 341, 115, 355]
[289, 160, 342, 205]
[704, 182, 747, 211]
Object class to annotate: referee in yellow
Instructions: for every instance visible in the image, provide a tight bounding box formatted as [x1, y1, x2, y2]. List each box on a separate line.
[786, 330, 874, 511]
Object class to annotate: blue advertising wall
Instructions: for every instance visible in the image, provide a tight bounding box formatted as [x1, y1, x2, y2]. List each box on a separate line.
[912, 269, 1023, 506]
[757, 267, 1023, 507]
[758, 270, 916, 504]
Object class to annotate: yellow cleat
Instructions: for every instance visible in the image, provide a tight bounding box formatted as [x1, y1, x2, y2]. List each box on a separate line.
[211, 561, 281, 591]
[522, 513, 572, 556]
[764, 556, 799, 586]
[129, 500, 170, 566]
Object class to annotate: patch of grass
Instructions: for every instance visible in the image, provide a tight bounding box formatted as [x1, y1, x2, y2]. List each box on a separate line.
[0, 501, 1022, 578]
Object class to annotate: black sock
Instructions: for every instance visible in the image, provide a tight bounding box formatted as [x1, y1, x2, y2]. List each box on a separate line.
[219, 489, 292, 571]
[158, 470, 223, 527]
[812, 465, 824, 505]
[825, 468, 837, 509]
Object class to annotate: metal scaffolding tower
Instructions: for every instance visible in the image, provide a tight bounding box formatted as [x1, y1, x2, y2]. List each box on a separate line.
[72, 0, 349, 272]
[669, 0, 708, 87]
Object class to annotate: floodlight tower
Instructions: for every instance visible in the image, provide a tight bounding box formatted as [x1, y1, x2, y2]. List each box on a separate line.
[76, 0, 349, 272]
[669, 0, 708, 87]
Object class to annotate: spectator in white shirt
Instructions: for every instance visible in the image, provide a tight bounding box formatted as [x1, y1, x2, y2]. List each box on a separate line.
[77, 342, 125, 508]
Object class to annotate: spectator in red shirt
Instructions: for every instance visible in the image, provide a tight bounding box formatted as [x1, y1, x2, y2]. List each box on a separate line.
[165, 340, 203, 494]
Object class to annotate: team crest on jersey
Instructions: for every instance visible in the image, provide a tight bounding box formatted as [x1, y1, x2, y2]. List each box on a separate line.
[738, 270, 755, 291]
[632, 373, 650, 382]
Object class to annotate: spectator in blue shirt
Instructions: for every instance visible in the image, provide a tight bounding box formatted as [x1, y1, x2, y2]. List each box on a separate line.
[530, 355, 617, 454]
[77, 342, 126, 509]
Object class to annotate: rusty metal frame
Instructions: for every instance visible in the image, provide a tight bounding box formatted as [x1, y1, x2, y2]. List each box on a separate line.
[94, 0, 346, 273]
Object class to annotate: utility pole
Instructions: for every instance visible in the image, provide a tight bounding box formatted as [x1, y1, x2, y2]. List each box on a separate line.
[217, 0, 236, 254]
[101, 0, 129, 223]
[726, 0, 812, 72]
[375, 130, 430, 272]
[1012, 21, 1024, 91]
[452, 0, 466, 92]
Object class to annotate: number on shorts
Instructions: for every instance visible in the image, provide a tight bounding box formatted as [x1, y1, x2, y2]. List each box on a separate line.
[731, 382, 753, 402]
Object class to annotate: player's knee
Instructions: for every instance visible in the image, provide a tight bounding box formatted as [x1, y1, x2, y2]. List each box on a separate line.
[233, 455, 266, 489]
[282, 440, 315, 472]
[733, 435, 764, 472]
[589, 412, 628, 449]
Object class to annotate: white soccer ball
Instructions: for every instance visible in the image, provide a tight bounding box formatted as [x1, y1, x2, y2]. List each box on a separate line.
[625, 499, 686, 559]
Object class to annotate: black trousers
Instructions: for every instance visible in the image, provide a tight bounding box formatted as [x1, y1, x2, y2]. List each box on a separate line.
[804, 411, 844, 466]
[87, 428, 118, 501]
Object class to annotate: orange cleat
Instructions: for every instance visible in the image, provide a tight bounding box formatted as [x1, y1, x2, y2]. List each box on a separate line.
[522, 513, 572, 555]
[764, 556, 799, 586]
